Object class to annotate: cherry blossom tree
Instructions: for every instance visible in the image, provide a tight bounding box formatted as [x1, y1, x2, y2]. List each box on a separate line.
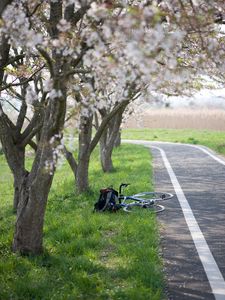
[0, 0, 191, 254]
[0, 0, 93, 254]
[0, 57, 46, 211]
[159, 0, 225, 87]
[64, 98, 131, 192]
[55, 0, 190, 191]
[98, 86, 142, 173]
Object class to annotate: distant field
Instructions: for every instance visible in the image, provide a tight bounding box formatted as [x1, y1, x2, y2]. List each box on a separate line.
[124, 108, 225, 131]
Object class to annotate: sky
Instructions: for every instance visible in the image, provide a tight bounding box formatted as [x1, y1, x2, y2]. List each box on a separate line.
[164, 88, 225, 109]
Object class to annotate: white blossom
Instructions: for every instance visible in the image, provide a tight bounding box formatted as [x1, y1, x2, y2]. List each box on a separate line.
[45, 135, 65, 174]
[52, 39, 62, 48]
[57, 19, 71, 32]
[43, 79, 54, 93]
[2, 3, 43, 50]
[25, 85, 38, 105]
[88, 3, 109, 21]
[49, 89, 63, 100]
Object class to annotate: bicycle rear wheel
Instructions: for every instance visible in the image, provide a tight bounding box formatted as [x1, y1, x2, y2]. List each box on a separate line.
[123, 202, 165, 213]
[132, 192, 173, 202]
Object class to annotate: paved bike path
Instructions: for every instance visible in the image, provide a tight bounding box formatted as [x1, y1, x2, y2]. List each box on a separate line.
[124, 140, 225, 300]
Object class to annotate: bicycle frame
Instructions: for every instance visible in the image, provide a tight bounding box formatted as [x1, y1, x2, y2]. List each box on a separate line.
[118, 183, 173, 213]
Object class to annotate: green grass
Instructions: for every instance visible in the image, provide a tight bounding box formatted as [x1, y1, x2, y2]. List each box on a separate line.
[122, 128, 225, 155]
[0, 145, 165, 300]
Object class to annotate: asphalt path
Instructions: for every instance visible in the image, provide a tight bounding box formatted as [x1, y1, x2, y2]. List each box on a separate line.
[124, 140, 225, 300]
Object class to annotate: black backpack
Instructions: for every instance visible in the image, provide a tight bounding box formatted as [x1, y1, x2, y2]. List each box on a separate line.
[94, 188, 120, 212]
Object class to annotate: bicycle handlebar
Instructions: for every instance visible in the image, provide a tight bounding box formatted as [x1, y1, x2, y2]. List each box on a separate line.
[119, 183, 130, 195]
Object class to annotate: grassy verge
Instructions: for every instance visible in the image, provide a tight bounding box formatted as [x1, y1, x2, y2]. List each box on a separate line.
[122, 128, 225, 155]
[0, 144, 165, 300]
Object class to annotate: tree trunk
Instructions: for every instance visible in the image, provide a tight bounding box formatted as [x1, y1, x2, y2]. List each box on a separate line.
[100, 141, 114, 172]
[13, 169, 29, 211]
[0, 34, 10, 83]
[100, 107, 124, 172]
[0, 119, 27, 211]
[12, 75, 67, 254]
[63, 101, 130, 193]
[63, 146, 77, 176]
[12, 102, 66, 254]
[76, 114, 93, 193]
[114, 129, 121, 147]
[63, 134, 92, 194]
[76, 151, 91, 193]
[12, 1, 68, 255]
[12, 167, 53, 255]
[0, 105, 52, 253]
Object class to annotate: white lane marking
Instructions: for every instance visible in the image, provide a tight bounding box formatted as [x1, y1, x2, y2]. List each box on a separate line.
[151, 145, 225, 300]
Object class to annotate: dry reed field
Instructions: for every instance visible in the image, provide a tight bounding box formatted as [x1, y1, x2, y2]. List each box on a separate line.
[124, 108, 225, 131]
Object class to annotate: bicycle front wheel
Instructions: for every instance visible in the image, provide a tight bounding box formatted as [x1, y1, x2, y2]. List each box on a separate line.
[132, 192, 173, 202]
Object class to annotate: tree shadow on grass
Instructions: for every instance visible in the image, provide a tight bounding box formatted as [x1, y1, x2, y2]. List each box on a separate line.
[0, 239, 163, 300]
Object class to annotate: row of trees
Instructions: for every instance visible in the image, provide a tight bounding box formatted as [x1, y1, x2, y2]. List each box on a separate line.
[0, 0, 224, 255]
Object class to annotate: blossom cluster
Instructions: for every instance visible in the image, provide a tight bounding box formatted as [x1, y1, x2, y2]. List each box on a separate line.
[2, 2, 43, 50]
[2, 0, 225, 175]
[45, 134, 65, 175]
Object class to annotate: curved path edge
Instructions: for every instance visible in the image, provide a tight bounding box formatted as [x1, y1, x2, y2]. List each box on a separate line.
[123, 139, 225, 167]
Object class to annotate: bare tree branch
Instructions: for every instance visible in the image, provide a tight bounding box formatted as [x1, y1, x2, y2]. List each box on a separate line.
[0, 105, 16, 132]
[65, 68, 91, 77]
[37, 47, 54, 76]
[16, 100, 28, 134]
[20, 120, 43, 148]
[64, 4, 75, 21]
[20, 110, 44, 147]
[90, 100, 129, 153]
[71, 2, 92, 26]
[62, 145, 78, 175]
[0, 64, 45, 92]
[2, 54, 25, 69]
[8, 87, 24, 101]
[28, 1, 44, 17]
[29, 140, 37, 151]
[0, 35, 10, 85]
[0, 98, 31, 123]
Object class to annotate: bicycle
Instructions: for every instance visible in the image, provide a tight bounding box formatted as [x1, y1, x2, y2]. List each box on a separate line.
[118, 183, 174, 213]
